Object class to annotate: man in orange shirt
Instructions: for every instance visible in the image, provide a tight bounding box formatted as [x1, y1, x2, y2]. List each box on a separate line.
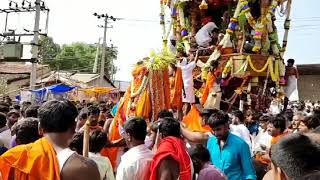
[267, 114, 287, 145]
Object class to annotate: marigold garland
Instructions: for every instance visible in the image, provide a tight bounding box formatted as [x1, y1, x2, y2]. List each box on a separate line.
[222, 58, 233, 78]
[247, 55, 279, 82]
[130, 75, 149, 98]
[247, 55, 270, 73]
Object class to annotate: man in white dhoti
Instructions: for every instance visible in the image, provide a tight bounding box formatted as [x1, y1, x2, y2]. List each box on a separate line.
[177, 51, 204, 115]
[284, 59, 299, 111]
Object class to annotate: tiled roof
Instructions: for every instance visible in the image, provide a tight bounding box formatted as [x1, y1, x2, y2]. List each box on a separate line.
[0, 63, 49, 74]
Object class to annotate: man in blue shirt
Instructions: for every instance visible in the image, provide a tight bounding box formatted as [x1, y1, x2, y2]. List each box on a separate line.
[207, 110, 256, 180]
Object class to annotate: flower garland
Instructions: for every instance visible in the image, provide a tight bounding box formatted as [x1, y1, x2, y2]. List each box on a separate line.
[222, 58, 233, 78]
[226, 18, 238, 34]
[247, 55, 279, 82]
[274, 58, 280, 82]
[268, 57, 278, 82]
[149, 70, 156, 121]
[248, 55, 270, 73]
[130, 75, 149, 98]
[222, 57, 249, 78]
[240, 0, 280, 52]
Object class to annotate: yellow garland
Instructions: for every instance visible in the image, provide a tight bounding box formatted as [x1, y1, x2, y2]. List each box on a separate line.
[222, 57, 249, 78]
[222, 58, 233, 78]
[273, 58, 280, 82]
[247, 55, 280, 82]
[247, 55, 270, 73]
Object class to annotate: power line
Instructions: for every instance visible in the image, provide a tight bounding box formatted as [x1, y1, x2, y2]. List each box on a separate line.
[119, 18, 158, 22]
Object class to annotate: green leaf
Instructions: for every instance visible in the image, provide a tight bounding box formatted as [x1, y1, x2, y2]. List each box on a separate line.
[238, 12, 247, 31]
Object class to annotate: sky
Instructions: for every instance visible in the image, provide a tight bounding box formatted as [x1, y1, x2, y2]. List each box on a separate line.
[0, 0, 319, 81]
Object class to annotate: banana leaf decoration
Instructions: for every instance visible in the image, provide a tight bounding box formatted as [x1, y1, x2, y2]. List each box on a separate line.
[147, 48, 176, 70]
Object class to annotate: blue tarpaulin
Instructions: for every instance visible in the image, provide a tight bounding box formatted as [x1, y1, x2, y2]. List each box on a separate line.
[31, 84, 76, 103]
[47, 84, 76, 93]
[31, 84, 76, 93]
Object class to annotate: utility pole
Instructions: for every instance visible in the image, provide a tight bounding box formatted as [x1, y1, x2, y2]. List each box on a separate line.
[30, 0, 41, 90]
[93, 38, 101, 73]
[93, 13, 117, 86]
[100, 18, 107, 85]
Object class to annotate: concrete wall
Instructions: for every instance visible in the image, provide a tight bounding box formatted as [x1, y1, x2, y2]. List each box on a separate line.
[298, 75, 320, 100]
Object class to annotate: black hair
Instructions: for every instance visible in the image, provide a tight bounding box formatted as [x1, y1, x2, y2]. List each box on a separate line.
[271, 133, 320, 179]
[284, 109, 294, 122]
[259, 115, 270, 122]
[209, 60, 219, 72]
[88, 105, 100, 116]
[79, 111, 88, 120]
[99, 104, 108, 112]
[25, 105, 39, 118]
[158, 110, 174, 119]
[23, 102, 32, 106]
[252, 111, 263, 121]
[0, 146, 8, 156]
[212, 28, 220, 33]
[302, 115, 320, 130]
[200, 109, 219, 117]
[207, 110, 229, 129]
[13, 104, 20, 111]
[0, 112, 6, 128]
[189, 144, 211, 162]
[38, 100, 78, 133]
[150, 121, 160, 132]
[15, 118, 40, 145]
[287, 58, 295, 64]
[89, 130, 107, 153]
[159, 117, 181, 138]
[232, 110, 245, 123]
[0, 105, 9, 114]
[123, 117, 147, 141]
[7, 110, 20, 119]
[69, 132, 84, 155]
[268, 114, 287, 132]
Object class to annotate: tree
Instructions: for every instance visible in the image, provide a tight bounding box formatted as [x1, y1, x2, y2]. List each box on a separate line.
[38, 36, 61, 62]
[40, 36, 118, 80]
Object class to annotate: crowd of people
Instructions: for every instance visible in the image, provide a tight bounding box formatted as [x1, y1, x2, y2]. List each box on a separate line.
[0, 96, 319, 180]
